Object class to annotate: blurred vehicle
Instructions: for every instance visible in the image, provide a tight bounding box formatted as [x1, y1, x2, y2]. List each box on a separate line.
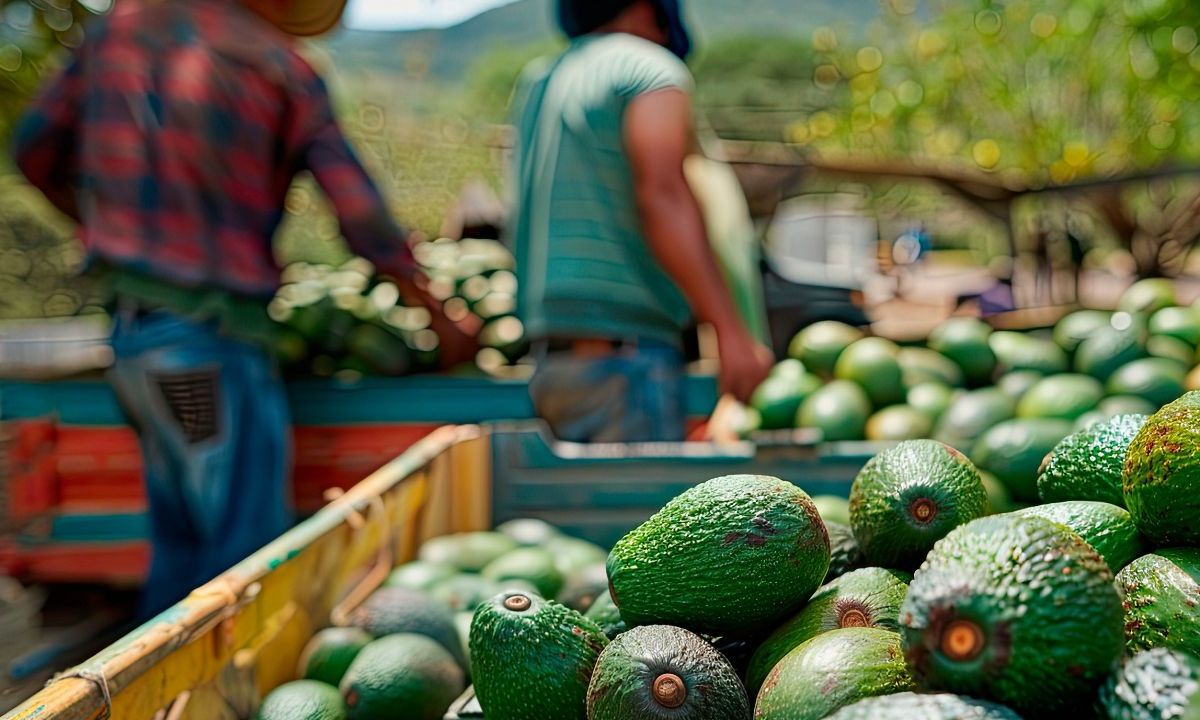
[762, 192, 875, 356]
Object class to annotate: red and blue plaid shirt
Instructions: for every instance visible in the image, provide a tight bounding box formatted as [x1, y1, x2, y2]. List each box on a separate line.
[13, 0, 415, 298]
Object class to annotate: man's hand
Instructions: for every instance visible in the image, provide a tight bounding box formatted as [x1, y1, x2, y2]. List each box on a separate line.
[717, 327, 774, 404]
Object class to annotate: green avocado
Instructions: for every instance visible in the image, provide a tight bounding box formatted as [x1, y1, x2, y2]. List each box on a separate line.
[298, 627, 373, 687]
[348, 587, 465, 669]
[454, 611, 472, 665]
[824, 521, 866, 582]
[383, 561, 457, 592]
[990, 331, 1069, 375]
[812, 495, 851, 526]
[1123, 392, 1200, 545]
[1013, 501, 1145, 572]
[835, 338, 905, 408]
[1055, 310, 1114, 354]
[1107, 358, 1187, 408]
[481, 547, 564, 599]
[746, 568, 910, 696]
[798, 381, 873, 442]
[1149, 335, 1197, 366]
[585, 591, 628, 640]
[932, 388, 1016, 452]
[907, 382, 956, 422]
[971, 418, 1073, 502]
[1100, 648, 1200, 720]
[865, 405, 934, 442]
[788, 321, 865, 378]
[823, 692, 1022, 720]
[546, 536, 609, 576]
[929, 318, 996, 387]
[1038, 414, 1148, 507]
[980, 471, 1016, 515]
[898, 348, 966, 389]
[418, 532, 518, 573]
[607, 475, 830, 635]
[753, 628, 915, 720]
[900, 514, 1125, 718]
[430, 574, 510, 613]
[751, 370, 822, 430]
[557, 562, 609, 612]
[1076, 321, 1147, 381]
[470, 591, 608, 720]
[1101, 396, 1158, 418]
[850, 440, 988, 570]
[997, 370, 1044, 401]
[495, 518, 561, 547]
[1117, 548, 1200, 657]
[1120, 278, 1177, 315]
[340, 634, 465, 720]
[587, 625, 751, 720]
[1015, 374, 1105, 421]
[258, 680, 347, 720]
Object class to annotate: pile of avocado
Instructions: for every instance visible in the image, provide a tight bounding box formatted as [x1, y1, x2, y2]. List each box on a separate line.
[269, 238, 527, 380]
[752, 279, 1200, 461]
[256, 521, 610, 720]
[261, 385, 1200, 720]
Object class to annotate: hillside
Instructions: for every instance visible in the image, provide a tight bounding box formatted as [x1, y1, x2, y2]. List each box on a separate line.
[322, 0, 877, 82]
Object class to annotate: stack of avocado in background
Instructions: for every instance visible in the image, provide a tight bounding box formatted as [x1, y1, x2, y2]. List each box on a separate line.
[751, 279, 1200, 463]
[260, 386, 1200, 719]
[269, 238, 528, 380]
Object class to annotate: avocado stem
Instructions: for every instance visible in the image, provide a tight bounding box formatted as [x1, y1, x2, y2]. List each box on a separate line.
[839, 608, 870, 628]
[940, 619, 986, 661]
[652, 673, 687, 708]
[909, 498, 939, 524]
[504, 594, 532, 612]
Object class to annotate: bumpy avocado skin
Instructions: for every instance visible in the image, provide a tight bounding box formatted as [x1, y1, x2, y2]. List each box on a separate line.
[469, 592, 608, 720]
[1039, 414, 1148, 508]
[745, 567, 910, 696]
[1124, 392, 1200, 545]
[585, 591, 628, 640]
[753, 627, 915, 720]
[850, 440, 988, 570]
[586, 625, 751, 720]
[607, 475, 830, 635]
[1118, 548, 1200, 657]
[1100, 648, 1200, 720]
[824, 521, 866, 582]
[823, 691, 1023, 720]
[1013, 501, 1146, 572]
[900, 515, 1124, 718]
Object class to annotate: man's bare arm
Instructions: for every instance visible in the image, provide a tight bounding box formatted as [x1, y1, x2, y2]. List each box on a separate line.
[625, 89, 771, 402]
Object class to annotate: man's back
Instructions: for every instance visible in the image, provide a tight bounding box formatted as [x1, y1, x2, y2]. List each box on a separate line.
[511, 33, 693, 346]
[15, 0, 404, 297]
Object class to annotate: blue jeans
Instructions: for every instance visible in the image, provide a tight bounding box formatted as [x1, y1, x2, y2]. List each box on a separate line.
[529, 340, 686, 443]
[108, 309, 292, 617]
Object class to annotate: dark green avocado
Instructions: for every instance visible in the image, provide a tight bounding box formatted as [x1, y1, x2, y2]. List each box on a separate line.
[1117, 548, 1200, 657]
[1100, 648, 1200, 720]
[971, 418, 1073, 502]
[850, 440, 988, 570]
[1013, 501, 1145, 572]
[753, 627, 915, 720]
[469, 591, 608, 720]
[900, 514, 1125, 718]
[823, 691, 1022, 720]
[745, 567, 910, 696]
[1038, 414, 1148, 508]
[607, 475, 830, 636]
[348, 587, 466, 669]
[586, 625, 751, 720]
[1123, 392, 1200, 546]
[585, 591, 628, 640]
[824, 521, 866, 582]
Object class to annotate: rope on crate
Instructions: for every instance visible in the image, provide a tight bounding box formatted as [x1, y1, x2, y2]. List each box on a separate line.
[47, 667, 113, 720]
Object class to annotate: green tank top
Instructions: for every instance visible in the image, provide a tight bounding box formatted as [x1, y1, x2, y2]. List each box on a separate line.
[510, 34, 694, 346]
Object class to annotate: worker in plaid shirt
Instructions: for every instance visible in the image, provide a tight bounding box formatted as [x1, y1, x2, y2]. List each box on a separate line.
[13, 0, 473, 615]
